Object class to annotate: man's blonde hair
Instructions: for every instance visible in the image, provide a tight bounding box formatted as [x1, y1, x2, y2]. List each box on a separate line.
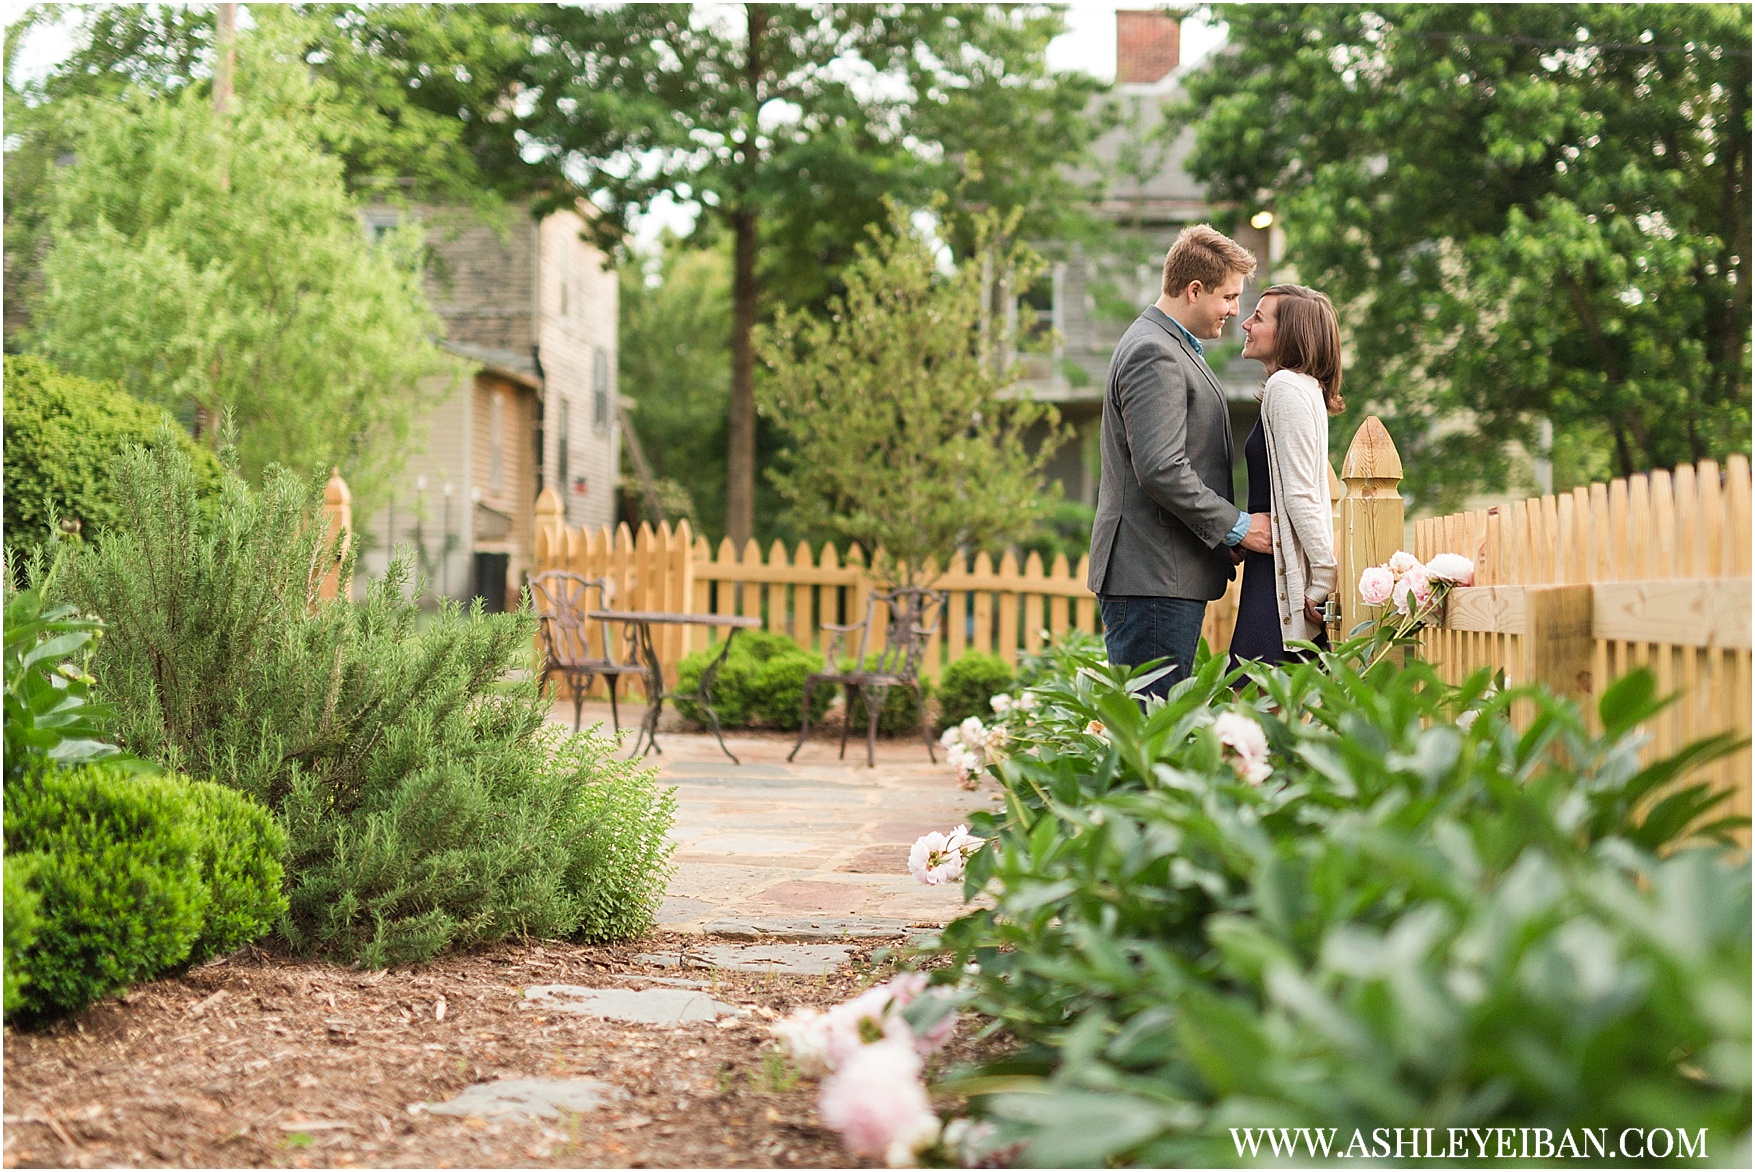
[1161, 224, 1257, 298]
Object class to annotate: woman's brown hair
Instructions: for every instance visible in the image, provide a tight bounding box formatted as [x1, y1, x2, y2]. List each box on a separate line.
[1260, 283, 1343, 414]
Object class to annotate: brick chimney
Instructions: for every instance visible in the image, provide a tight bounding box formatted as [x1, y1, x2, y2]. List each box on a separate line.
[1116, 9, 1181, 84]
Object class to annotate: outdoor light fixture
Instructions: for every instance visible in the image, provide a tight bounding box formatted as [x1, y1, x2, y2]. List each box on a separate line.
[1251, 210, 1275, 230]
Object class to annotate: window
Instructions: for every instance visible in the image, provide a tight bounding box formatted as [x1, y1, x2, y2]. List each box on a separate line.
[557, 399, 571, 504]
[489, 390, 505, 492]
[593, 347, 610, 430]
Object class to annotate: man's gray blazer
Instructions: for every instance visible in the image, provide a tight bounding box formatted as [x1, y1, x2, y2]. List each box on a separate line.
[1087, 305, 1240, 601]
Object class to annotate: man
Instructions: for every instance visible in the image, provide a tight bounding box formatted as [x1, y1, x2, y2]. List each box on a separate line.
[1088, 224, 1269, 695]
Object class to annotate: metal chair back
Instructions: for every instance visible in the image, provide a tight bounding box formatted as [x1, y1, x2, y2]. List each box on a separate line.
[866, 586, 947, 677]
[528, 571, 621, 669]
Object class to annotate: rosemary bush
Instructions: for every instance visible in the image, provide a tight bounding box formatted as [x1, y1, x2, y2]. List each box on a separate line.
[62, 440, 674, 966]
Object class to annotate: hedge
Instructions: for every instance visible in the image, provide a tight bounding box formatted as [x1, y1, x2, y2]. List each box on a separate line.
[3, 354, 224, 550]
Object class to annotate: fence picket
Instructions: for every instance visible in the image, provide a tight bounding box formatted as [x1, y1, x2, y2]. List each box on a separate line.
[971, 551, 995, 656]
[996, 550, 1021, 665]
[1022, 552, 1046, 656]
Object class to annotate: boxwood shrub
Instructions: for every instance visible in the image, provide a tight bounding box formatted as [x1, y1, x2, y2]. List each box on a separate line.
[2, 355, 224, 550]
[935, 651, 1015, 730]
[3, 853, 43, 1016]
[673, 630, 834, 730]
[3, 762, 288, 1020]
[5, 764, 211, 1018]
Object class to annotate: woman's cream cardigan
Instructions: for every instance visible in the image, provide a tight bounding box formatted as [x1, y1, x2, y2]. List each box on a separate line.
[1257, 369, 1337, 644]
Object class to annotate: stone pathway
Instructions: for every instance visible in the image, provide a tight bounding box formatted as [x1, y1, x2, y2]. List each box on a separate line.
[552, 699, 993, 940]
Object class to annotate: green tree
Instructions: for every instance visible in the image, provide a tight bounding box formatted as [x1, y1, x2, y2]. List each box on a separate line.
[20, 29, 453, 514]
[618, 236, 731, 537]
[1181, 4, 1751, 509]
[515, 4, 1105, 544]
[756, 210, 1065, 585]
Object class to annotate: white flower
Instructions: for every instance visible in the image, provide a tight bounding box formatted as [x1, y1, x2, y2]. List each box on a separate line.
[1388, 549, 1422, 576]
[989, 693, 1013, 715]
[909, 825, 984, 885]
[817, 1039, 941, 1167]
[1084, 719, 1108, 742]
[1425, 552, 1475, 585]
[1016, 691, 1039, 712]
[1211, 711, 1272, 783]
[1457, 708, 1479, 732]
[773, 1007, 839, 1076]
[958, 716, 987, 743]
[939, 725, 963, 749]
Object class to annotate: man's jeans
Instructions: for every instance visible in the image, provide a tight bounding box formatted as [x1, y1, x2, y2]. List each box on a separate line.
[1099, 595, 1208, 699]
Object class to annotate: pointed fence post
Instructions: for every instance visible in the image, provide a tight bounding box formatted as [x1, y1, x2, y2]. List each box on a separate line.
[534, 486, 566, 573]
[320, 468, 352, 602]
[1338, 417, 1404, 638]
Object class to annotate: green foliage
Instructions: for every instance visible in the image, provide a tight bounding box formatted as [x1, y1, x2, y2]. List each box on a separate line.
[617, 237, 730, 538]
[2, 563, 127, 783]
[845, 657, 930, 738]
[3, 854, 43, 1016]
[757, 210, 1067, 585]
[673, 630, 833, 731]
[1183, 4, 1751, 506]
[4, 763, 210, 1019]
[2, 356, 225, 550]
[1018, 498, 1097, 570]
[19, 27, 454, 517]
[928, 643, 1750, 1164]
[936, 652, 1016, 731]
[179, 779, 289, 964]
[58, 440, 675, 966]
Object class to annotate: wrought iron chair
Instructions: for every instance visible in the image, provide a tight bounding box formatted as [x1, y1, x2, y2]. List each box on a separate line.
[529, 571, 645, 733]
[788, 586, 948, 768]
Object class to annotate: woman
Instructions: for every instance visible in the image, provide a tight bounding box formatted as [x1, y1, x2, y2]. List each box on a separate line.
[1229, 284, 1343, 665]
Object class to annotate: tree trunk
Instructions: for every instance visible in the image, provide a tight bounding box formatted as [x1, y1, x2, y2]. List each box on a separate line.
[724, 3, 767, 546]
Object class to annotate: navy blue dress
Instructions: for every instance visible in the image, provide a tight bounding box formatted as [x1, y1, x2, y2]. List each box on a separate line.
[1229, 418, 1326, 666]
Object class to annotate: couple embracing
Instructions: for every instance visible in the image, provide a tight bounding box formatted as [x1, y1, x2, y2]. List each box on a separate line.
[1089, 224, 1343, 695]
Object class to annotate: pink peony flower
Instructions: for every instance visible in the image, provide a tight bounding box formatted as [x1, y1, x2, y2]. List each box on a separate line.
[817, 1039, 941, 1167]
[1358, 565, 1395, 605]
[989, 693, 1013, 715]
[1211, 711, 1272, 783]
[1392, 566, 1433, 615]
[1425, 552, 1475, 585]
[1388, 550, 1422, 576]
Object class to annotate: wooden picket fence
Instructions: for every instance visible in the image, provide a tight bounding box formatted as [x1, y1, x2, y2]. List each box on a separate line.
[531, 419, 1749, 833]
[531, 489, 1241, 686]
[1412, 453, 1752, 828]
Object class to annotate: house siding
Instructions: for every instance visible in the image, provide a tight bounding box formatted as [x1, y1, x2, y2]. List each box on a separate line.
[535, 209, 619, 530]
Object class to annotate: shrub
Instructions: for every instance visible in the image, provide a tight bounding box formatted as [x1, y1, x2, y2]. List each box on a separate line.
[3, 566, 131, 783]
[673, 630, 833, 731]
[845, 654, 931, 736]
[180, 778, 289, 964]
[4, 763, 210, 1018]
[60, 441, 675, 966]
[926, 644, 1751, 1165]
[935, 651, 1015, 730]
[3, 853, 42, 1016]
[2, 355, 224, 550]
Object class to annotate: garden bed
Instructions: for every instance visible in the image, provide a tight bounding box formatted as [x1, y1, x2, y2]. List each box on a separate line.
[3, 935, 996, 1169]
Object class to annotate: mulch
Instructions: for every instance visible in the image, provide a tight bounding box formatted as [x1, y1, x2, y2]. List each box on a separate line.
[3, 935, 1002, 1169]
